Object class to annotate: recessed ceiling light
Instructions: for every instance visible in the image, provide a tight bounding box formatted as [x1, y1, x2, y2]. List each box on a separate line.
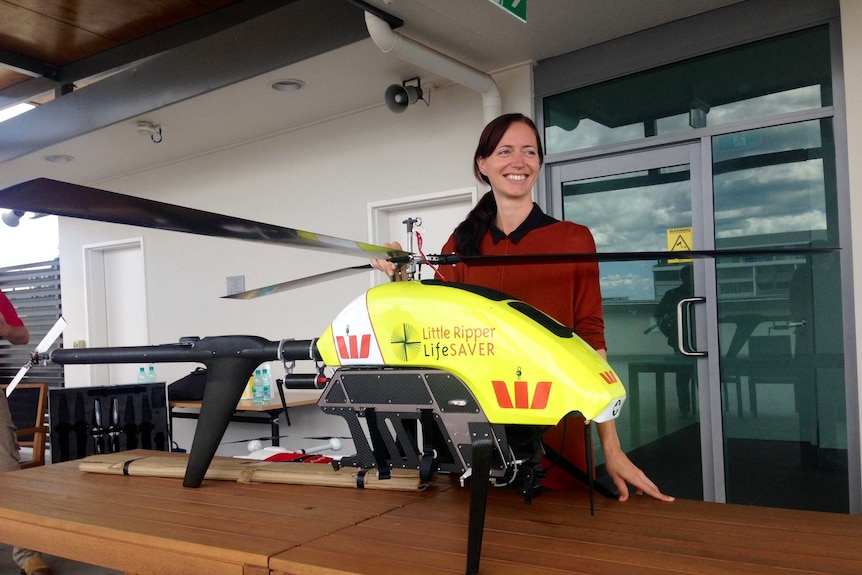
[43, 154, 75, 163]
[271, 79, 305, 92]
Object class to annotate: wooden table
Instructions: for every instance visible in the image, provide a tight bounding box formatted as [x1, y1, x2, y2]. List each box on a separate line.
[170, 391, 322, 446]
[0, 451, 861, 575]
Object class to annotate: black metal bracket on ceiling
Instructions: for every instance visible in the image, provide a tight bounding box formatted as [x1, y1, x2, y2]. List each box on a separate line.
[0, 47, 60, 80]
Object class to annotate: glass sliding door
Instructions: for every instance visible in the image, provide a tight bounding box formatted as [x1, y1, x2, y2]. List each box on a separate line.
[712, 119, 847, 511]
[553, 144, 707, 501]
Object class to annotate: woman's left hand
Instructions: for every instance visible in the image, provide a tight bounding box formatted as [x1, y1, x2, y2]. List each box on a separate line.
[603, 446, 675, 502]
[596, 419, 675, 502]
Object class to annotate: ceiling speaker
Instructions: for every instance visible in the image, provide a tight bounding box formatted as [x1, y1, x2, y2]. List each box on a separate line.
[384, 84, 422, 113]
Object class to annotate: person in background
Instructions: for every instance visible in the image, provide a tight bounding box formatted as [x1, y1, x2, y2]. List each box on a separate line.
[0, 290, 54, 575]
[653, 264, 695, 418]
[373, 113, 673, 503]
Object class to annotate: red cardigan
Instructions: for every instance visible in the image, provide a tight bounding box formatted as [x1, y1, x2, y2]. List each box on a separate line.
[438, 215, 606, 351]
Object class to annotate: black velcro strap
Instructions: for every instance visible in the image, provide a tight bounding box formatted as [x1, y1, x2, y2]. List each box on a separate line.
[419, 409, 436, 482]
[356, 468, 368, 489]
[122, 457, 146, 475]
[364, 408, 392, 480]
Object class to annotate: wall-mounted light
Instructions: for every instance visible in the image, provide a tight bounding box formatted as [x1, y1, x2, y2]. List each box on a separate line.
[2, 210, 48, 227]
[2, 210, 25, 227]
[384, 77, 430, 113]
[136, 120, 163, 143]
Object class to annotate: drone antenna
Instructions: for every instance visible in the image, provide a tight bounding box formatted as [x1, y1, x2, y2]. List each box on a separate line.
[400, 217, 422, 280]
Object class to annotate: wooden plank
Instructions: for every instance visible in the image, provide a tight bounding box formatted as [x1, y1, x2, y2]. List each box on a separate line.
[78, 451, 428, 491]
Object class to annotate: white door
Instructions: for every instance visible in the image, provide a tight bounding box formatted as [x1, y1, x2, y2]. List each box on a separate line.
[85, 240, 148, 385]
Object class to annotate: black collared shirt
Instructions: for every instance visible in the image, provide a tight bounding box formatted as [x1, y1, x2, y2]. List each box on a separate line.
[488, 203, 558, 245]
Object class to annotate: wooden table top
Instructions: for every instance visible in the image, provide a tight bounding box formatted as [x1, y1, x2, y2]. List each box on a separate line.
[0, 451, 860, 575]
[170, 390, 322, 412]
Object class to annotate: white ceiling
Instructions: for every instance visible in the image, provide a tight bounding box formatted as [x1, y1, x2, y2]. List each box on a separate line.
[0, 0, 743, 189]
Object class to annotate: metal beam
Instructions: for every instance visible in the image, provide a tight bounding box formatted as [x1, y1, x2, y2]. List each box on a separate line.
[0, 47, 57, 79]
[0, 0, 401, 163]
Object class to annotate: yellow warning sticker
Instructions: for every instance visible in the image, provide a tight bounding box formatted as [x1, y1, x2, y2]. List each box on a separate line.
[667, 226, 693, 263]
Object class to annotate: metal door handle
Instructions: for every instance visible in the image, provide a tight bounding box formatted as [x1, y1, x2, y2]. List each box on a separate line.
[677, 296, 707, 356]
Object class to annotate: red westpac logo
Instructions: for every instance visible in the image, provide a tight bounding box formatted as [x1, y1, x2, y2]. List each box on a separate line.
[599, 370, 618, 384]
[492, 380, 552, 410]
[336, 334, 371, 359]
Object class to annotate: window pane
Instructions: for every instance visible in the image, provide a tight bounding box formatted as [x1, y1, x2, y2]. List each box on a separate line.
[544, 26, 831, 154]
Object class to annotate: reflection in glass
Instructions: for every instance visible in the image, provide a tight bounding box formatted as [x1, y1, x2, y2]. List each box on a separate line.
[544, 26, 831, 154]
[562, 160, 703, 500]
[563, 166, 690, 300]
[712, 120, 847, 512]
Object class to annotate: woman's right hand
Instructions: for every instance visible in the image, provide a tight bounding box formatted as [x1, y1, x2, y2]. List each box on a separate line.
[370, 241, 403, 278]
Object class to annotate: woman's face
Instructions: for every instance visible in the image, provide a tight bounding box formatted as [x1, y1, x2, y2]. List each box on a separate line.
[476, 121, 541, 202]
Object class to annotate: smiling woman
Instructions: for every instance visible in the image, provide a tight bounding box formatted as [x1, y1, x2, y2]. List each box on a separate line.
[0, 215, 59, 268]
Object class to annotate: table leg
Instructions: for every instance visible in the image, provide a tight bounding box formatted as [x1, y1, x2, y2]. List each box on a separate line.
[656, 370, 666, 436]
[628, 365, 640, 445]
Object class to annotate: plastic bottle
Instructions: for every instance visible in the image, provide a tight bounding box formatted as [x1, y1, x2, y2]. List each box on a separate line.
[252, 369, 263, 405]
[147, 364, 157, 383]
[137, 366, 147, 384]
[242, 374, 254, 400]
[261, 366, 271, 403]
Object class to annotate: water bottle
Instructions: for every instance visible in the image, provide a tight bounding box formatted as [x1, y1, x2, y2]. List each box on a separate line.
[137, 366, 147, 384]
[242, 374, 254, 400]
[147, 364, 157, 383]
[252, 369, 263, 405]
[261, 366, 271, 403]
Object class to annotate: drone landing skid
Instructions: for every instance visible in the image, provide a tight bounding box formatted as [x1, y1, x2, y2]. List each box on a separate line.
[318, 367, 506, 575]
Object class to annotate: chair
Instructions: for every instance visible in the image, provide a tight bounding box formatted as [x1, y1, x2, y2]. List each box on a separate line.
[746, 336, 793, 417]
[2, 383, 49, 468]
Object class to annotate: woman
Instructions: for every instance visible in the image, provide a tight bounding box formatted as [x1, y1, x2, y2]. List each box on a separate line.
[374, 113, 672, 503]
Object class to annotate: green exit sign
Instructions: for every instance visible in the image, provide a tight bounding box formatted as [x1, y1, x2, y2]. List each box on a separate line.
[488, 0, 526, 23]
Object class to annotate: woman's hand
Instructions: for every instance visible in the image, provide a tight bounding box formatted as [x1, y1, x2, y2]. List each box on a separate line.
[597, 420, 675, 502]
[370, 241, 403, 277]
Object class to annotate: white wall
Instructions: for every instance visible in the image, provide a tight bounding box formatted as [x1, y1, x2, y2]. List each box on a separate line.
[839, 0, 862, 511]
[58, 65, 534, 389]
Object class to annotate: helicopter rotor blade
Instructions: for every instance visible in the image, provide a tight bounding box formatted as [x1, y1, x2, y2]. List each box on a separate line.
[229, 246, 839, 299]
[223, 264, 373, 300]
[0, 179, 408, 261]
[6, 316, 67, 397]
[36, 316, 67, 354]
[431, 246, 839, 266]
[5, 365, 30, 397]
